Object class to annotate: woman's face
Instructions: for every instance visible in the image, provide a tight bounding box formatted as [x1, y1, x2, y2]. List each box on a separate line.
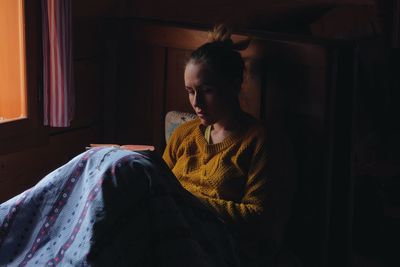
[184, 62, 234, 125]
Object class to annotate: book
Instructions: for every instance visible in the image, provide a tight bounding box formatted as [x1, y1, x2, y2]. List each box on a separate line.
[87, 144, 155, 151]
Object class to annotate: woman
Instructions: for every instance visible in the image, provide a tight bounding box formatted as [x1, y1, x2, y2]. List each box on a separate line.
[163, 25, 278, 266]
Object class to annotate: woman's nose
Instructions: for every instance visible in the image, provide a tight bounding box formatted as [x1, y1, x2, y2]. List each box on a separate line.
[193, 92, 204, 107]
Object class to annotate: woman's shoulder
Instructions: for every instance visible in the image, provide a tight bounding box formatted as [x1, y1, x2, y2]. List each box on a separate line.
[175, 118, 200, 134]
[168, 118, 201, 142]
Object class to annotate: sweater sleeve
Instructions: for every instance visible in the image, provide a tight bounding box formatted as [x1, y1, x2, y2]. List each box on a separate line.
[162, 131, 178, 170]
[162, 121, 190, 169]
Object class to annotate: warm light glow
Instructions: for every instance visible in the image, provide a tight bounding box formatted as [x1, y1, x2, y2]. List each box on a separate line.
[0, 0, 27, 124]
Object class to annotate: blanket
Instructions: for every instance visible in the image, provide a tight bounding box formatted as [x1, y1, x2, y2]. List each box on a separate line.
[0, 147, 239, 267]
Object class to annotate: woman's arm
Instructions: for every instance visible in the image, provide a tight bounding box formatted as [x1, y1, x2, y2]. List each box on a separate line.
[162, 123, 184, 169]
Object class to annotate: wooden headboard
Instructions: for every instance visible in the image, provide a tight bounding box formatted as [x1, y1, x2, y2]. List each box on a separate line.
[103, 19, 357, 266]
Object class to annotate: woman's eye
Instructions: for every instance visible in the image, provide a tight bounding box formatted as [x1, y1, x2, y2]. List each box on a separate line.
[186, 89, 195, 95]
[201, 87, 214, 94]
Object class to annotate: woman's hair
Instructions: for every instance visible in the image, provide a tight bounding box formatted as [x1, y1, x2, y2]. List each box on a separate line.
[187, 24, 250, 84]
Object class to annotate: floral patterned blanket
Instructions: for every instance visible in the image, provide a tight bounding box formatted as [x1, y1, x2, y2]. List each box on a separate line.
[0, 147, 238, 267]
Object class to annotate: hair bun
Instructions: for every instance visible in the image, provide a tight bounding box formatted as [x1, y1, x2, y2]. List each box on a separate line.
[208, 24, 233, 45]
[208, 24, 250, 51]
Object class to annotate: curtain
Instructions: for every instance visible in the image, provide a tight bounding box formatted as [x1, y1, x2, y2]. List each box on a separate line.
[42, 0, 74, 127]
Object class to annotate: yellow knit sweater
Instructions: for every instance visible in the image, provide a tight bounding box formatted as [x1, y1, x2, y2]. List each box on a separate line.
[162, 116, 270, 234]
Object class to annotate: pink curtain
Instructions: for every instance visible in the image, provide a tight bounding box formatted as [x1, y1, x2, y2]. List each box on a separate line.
[42, 0, 74, 127]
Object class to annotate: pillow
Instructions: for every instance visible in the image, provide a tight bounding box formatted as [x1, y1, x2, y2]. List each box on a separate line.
[165, 111, 197, 142]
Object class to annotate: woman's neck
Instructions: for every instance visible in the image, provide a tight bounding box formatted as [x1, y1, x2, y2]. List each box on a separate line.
[210, 108, 247, 143]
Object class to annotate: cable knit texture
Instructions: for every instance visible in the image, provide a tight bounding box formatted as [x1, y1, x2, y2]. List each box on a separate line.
[162, 116, 270, 237]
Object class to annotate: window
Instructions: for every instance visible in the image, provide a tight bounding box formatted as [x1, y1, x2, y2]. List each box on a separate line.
[0, 0, 27, 124]
[0, 0, 46, 155]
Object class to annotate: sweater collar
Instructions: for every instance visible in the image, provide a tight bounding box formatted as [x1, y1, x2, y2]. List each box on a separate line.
[194, 121, 243, 154]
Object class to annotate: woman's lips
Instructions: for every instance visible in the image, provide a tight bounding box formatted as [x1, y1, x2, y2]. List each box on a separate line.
[197, 111, 207, 117]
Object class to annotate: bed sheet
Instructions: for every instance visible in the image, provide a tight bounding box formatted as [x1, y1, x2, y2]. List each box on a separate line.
[0, 147, 238, 267]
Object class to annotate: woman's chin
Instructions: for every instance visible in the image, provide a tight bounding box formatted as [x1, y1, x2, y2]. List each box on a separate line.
[199, 118, 212, 126]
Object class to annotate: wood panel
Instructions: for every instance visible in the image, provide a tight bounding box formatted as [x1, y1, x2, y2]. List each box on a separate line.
[73, 18, 102, 60]
[165, 49, 193, 113]
[128, 21, 256, 57]
[0, 126, 101, 202]
[71, 61, 103, 126]
[72, 0, 120, 18]
[114, 40, 166, 151]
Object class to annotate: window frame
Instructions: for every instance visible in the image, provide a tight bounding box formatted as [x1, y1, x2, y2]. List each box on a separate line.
[0, 0, 47, 155]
